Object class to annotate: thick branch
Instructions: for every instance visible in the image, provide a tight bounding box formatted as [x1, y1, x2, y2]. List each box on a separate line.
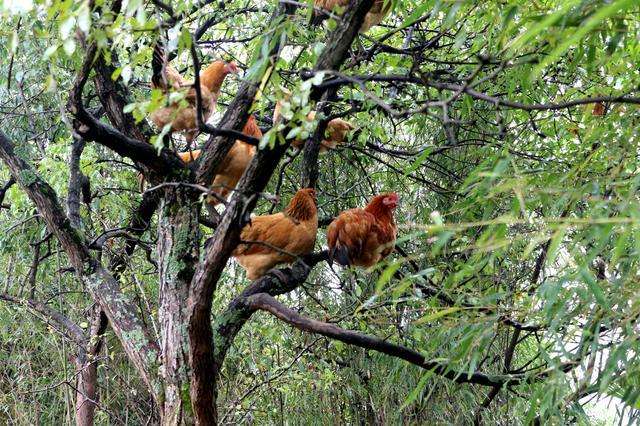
[67, 43, 183, 176]
[186, 4, 293, 422]
[188, 133, 291, 423]
[0, 130, 91, 268]
[213, 251, 329, 370]
[247, 293, 526, 387]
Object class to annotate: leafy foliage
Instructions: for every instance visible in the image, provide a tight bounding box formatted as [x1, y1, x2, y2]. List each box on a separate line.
[1, 0, 640, 424]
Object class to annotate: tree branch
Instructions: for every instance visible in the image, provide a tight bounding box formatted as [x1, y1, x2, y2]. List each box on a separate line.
[0, 176, 15, 208]
[0, 292, 86, 347]
[67, 136, 86, 228]
[0, 129, 162, 403]
[67, 43, 184, 176]
[247, 293, 527, 387]
[301, 0, 375, 189]
[186, 4, 294, 422]
[213, 251, 329, 370]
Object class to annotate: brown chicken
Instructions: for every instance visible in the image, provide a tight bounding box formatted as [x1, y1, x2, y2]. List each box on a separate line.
[149, 59, 239, 142]
[312, 0, 391, 32]
[273, 100, 354, 153]
[232, 188, 318, 280]
[592, 102, 605, 117]
[178, 115, 262, 205]
[327, 192, 398, 268]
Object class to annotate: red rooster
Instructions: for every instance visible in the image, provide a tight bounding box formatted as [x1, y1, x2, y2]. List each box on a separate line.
[327, 192, 398, 267]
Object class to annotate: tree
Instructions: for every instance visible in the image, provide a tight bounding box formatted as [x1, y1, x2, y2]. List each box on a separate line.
[1, 0, 639, 424]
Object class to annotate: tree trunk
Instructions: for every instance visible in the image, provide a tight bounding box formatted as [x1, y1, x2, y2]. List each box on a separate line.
[157, 188, 200, 424]
[75, 308, 107, 426]
[75, 352, 99, 426]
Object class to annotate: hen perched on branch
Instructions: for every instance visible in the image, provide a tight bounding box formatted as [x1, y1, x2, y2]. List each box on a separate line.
[327, 192, 398, 267]
[149, 43, 239, 142]
[178, 115, 262, 205]
[232, 188, 318, 280]
[273, 98, 354, 153]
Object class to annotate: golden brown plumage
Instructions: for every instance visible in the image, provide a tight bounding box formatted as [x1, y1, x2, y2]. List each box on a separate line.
[149, 59, 239, 142]
[273, 101, 354, 153]
[313, 0, 391, 32]
[327, 192, 398, 268]
[178, 116, 261, 205]
[149, 86, 216, 142]
[232, 188, 318, 280]
[200, 61, 239, 99]
[150, 63, 186, 91]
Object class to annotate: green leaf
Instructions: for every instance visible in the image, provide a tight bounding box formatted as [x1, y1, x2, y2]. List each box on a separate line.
[62, 37, 75, 55]
[375, 261, 401, 294]
[531, 0, 636, 78]
[59, 16, 75, 39]
[507, 0, 580, 53]
[77, 3, 90, 33]
[414, 307, 461, 325]
[579, 268, 609, 308]
[43, 44, 59, 59]
[401, 371, 432, 410]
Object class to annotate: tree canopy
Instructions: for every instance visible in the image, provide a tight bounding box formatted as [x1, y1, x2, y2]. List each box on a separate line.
[1, 0, 639, 424]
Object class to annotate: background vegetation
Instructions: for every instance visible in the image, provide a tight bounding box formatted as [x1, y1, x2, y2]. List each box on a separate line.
[1, 0, 639, 424]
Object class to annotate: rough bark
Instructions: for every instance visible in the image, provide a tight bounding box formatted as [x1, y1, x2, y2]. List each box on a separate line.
[75, 308, 108, 426]
[212, 252, 328, 373]
[188, 138, 291, 423]
[186, 4, 294, 423]
[157, 187, 200, 424]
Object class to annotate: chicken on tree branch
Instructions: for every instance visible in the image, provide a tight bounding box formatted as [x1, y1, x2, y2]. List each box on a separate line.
[232, 188, 318, 280]
[187, 2, 375, 421]
[67, 43, 184, 176]
[150, 41, 240, 142]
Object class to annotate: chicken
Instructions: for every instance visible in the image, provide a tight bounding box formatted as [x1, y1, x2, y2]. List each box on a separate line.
[273, 99, 354, 153]
[592, 102, 605, 117]
[232, 188, 318, 280]
[177, 115, 262, 205]
[149, 87, 216, 143]
[327, 192, 398, 268]
[149, 50, 239, 142]
[312, 0, 391, 32]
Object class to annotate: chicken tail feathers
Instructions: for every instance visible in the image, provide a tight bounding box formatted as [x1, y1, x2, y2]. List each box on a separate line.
[329, 243, 351, 266]
[151, 41, 166, 89]
[310, 12, 327, 26]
